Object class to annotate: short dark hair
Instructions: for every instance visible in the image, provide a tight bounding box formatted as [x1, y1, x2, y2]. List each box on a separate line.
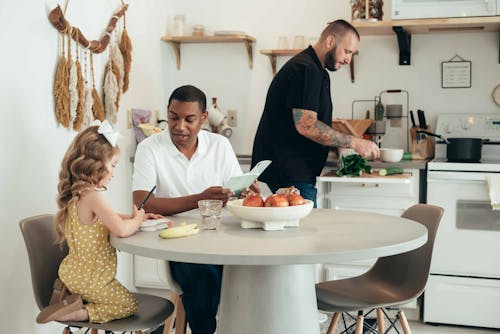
[320, 19, 360, 41]
[168, 85, 207, 111]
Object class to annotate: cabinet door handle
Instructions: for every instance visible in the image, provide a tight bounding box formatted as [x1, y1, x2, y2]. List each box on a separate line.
[361, 183, 380, 187]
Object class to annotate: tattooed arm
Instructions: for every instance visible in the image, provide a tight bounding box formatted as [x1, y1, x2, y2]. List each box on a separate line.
[292, 108, 380, 159]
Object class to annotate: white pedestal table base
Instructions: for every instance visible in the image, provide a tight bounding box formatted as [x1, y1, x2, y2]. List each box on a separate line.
[218, 264, 320, 334]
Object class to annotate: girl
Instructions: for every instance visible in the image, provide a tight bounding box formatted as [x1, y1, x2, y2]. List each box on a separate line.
[37, 121, 166, 324]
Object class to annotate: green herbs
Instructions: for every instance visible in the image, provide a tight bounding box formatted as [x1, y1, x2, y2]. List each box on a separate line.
[337, 154, 373, 177]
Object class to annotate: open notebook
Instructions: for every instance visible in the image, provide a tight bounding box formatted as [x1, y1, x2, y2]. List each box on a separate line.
[226, 160, 271, 196]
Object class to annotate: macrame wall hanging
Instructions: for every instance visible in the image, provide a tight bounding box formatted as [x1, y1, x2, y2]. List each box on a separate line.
[48, 1, 133, 130]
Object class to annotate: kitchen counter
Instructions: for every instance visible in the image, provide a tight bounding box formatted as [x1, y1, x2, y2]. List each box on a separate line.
[237, 154, 429, 170]
[237, 154, 430, 204]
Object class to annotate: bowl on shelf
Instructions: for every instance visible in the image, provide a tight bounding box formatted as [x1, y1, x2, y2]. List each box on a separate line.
[380, 148, 404, 162]
[226, 199, 314, 231]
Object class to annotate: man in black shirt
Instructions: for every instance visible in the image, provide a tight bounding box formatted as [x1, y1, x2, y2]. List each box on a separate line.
[251, 19, 379, 206]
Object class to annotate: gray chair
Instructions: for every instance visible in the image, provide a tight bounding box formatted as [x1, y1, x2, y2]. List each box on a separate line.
[316, 204, 444, 334]
[20, 214, 175, 334]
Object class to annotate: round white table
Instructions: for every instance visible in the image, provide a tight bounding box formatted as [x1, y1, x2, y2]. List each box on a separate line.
[111, 209, 427, 334]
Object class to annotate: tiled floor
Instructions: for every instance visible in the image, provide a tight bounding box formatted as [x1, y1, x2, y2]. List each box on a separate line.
[318, 315, 499, 334]
[165, 320, 498, 334]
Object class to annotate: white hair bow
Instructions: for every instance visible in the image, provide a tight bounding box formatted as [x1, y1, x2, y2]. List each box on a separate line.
[92, 120, 120, 147]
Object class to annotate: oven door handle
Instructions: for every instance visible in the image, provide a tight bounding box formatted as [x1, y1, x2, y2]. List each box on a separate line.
[427, 172, 489, 183]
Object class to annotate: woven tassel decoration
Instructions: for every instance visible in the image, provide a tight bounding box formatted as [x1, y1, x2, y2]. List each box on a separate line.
[92, 87, 105, 121]
[73, 32, 85, 131]
[110, 61, 121, 110]
[73, 58, 85, 131]
[82, 86, 94, 128]
[68, 59, 78, 126]
[89, 53, 105, 121]
[110, 41, 124, 91]
[119, 15, 132, 92]
[54, 32, 70, 128]
[103, 61, 119, 123]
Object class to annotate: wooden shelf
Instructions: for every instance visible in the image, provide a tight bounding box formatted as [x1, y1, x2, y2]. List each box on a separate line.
[260, 49, 302, 75]
[259, 49, 357, 82]
[352, 17, 500, 35]
[352, 17, 500, 65]
[161, 35, 256, 69]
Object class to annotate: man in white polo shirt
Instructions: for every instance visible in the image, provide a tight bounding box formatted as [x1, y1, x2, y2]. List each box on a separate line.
[132, 85, 242, 334]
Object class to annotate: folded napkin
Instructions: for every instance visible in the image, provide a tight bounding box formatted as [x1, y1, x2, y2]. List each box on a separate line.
[486, 174, 500, 210]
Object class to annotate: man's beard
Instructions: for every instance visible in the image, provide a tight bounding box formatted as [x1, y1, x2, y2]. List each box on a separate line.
[324, 46, 338, 72]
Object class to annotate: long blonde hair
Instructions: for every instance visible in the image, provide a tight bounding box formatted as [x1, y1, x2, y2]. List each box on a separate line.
[55, 125, 119, 243]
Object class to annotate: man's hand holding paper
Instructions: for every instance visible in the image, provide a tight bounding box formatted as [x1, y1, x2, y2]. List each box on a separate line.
[225, 160, 271, 196]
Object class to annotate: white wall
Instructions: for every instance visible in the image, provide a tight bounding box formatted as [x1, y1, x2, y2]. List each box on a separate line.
[0, 0, 499, 332]
[0, 0, 173, 332]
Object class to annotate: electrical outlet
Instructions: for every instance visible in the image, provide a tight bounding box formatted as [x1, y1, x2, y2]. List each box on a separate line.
[227, 109, 237, 127]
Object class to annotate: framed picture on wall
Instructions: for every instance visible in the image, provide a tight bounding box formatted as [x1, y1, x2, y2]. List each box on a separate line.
[441, 55, 471, 89]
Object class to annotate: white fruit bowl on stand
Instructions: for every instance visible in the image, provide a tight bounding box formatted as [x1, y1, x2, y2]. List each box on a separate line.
[226, 199, 314, 231]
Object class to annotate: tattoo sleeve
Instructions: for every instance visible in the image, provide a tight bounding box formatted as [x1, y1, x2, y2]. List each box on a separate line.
[292, 108, 352, 147]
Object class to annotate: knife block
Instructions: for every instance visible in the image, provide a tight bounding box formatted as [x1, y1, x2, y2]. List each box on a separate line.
[410, 127, 435, 160]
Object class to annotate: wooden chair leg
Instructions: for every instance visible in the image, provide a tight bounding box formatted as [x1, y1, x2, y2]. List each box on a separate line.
[326, 312, 341, 334]
[61, 327, 70, 334]
[163, 292, 180, 333]
[90, 329, 98, 334]
[174, 295, 187, 334]
[398, 310, 412, 334]
[355, 313, 364, 334]
[377, 308, 385, 333]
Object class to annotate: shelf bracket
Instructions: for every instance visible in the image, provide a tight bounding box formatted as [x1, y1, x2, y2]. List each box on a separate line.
[392, 26, 411, 65]
[167, 42, 181, 69]
[265, 55, 277, 75]
[244, 40, 254, 69]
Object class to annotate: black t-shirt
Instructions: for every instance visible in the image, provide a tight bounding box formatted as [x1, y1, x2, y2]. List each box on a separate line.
[252, 46, 332, 185]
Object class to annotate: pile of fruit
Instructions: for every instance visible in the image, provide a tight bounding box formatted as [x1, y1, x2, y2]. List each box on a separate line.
[242, 186, 306, 207]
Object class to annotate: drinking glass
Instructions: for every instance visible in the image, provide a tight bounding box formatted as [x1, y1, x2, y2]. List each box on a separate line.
[277, 36, 289, 49]
[198, 200, 223, 230]
[293, 35, 305, 49]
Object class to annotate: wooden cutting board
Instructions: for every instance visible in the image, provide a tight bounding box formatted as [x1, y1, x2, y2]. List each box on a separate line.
[322, 170, 410, 179]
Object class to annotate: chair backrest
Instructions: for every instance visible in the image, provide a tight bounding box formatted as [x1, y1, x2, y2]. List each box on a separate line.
[19, 214, 68, 310]
[366, 204, 444, 300]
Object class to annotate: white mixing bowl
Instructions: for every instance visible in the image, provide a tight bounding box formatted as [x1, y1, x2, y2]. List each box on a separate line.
[380, 148, 404, 162]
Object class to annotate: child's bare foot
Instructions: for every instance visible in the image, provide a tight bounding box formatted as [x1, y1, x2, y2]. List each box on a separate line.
[36, 295, 84, 324]
[57, 308, 89, 322]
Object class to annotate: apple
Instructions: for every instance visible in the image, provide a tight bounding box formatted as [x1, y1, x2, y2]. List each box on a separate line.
[264, 194, 289, 207]
[288, 193, 305, 206]
[242, 193, 264, 207]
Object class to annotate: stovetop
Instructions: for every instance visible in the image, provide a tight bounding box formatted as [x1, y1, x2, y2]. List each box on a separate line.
[428, 158, 500, 172]
[428, 114, 500, 172]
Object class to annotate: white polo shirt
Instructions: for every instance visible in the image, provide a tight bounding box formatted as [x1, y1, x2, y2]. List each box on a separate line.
[132, 129, 242, 197]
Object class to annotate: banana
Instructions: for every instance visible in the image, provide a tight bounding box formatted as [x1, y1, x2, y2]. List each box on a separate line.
[159, 223, 199, 239]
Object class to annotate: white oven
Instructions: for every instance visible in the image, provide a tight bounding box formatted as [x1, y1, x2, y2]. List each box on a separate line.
[392, 0, 499, 19]
[424, 114, 500, 329]
[427, 171, 500, 278]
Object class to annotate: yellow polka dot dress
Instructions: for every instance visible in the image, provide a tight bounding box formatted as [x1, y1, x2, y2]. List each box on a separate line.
[58, 200, 138, 323]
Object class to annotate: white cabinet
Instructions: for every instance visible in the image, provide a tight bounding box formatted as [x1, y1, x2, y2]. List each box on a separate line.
[316, 168, 419, 215]
[316, 168, 421, 316]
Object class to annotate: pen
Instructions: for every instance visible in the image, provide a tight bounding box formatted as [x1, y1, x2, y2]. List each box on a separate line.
[138, 185, 156, 210]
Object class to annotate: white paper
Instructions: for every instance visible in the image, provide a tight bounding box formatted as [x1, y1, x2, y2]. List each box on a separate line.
[140, 218, 171, 231]
[226, 160, 272, 195]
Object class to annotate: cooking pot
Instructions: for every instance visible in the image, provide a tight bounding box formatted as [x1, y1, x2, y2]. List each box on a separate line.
[416, 130, 489, 162]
